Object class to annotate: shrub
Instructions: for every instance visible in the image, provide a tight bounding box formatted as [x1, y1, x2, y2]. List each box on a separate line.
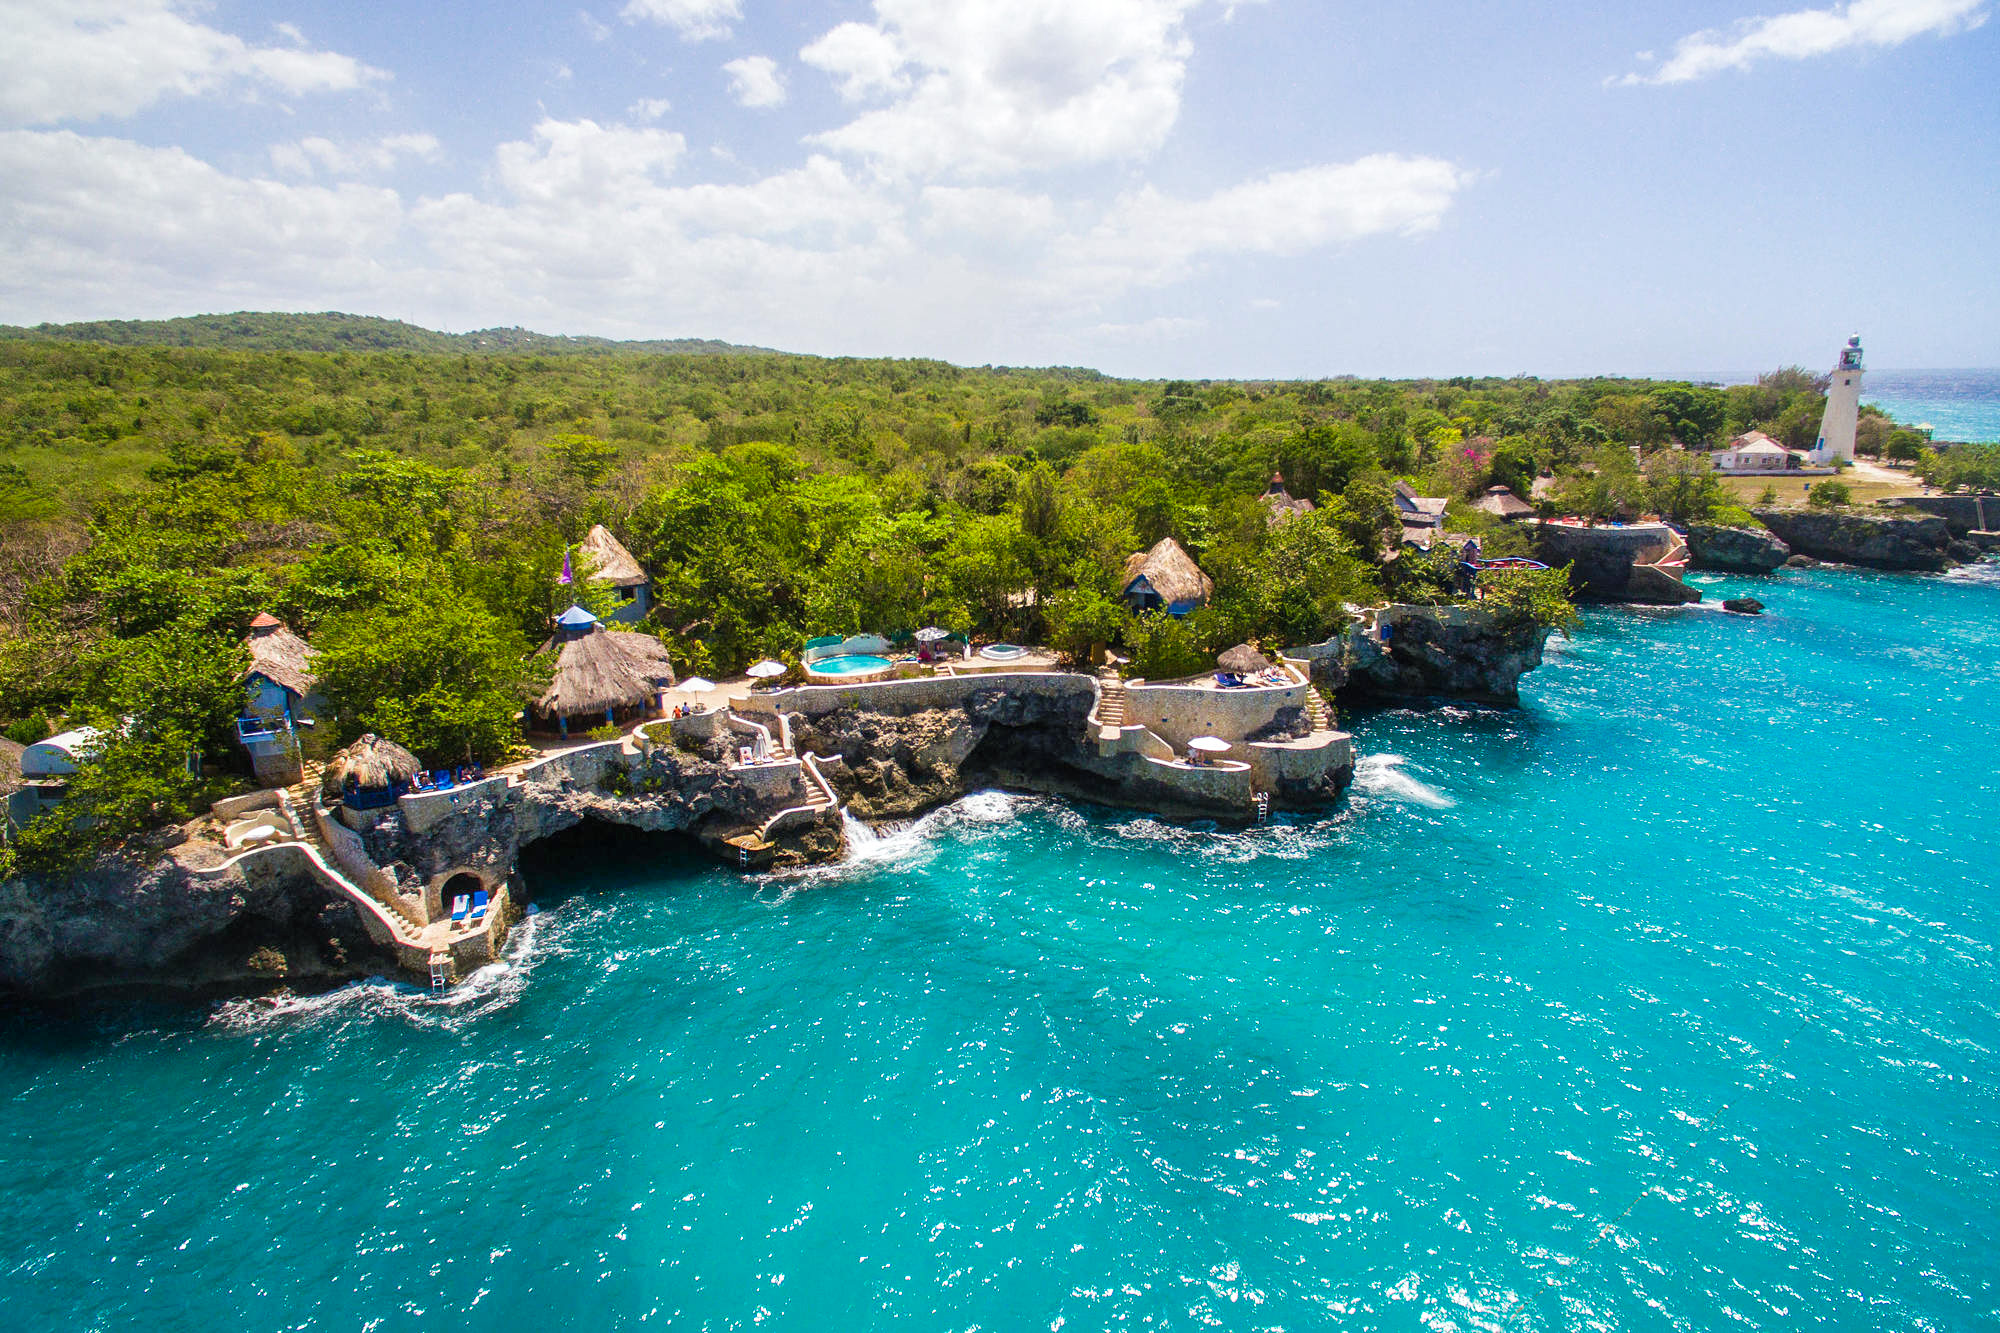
[586, 722, 622, 742]
[4, 712, 49, 745]
[1808, 480, 1852, 508]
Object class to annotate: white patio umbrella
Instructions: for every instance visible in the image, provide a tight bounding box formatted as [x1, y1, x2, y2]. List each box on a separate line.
[746, 660, 787, 679]
[679, 677, 716, 693]
[1188, 736, 1233, 754]
[914, 626, 950, 642]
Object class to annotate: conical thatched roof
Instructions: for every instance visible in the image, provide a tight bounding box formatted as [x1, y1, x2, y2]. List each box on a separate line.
[536, 627, 676, 718]
[575, 524, 647, 586]
[241, 615, 318, 698]
[1217, 643, 1272, 675]
[1474, 485, 1535, 520]
[322, 734, 422, 797]
[1121, 537, 1213, 608]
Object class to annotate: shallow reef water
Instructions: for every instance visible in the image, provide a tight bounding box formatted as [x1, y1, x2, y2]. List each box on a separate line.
[3, 563, 1999, 1330]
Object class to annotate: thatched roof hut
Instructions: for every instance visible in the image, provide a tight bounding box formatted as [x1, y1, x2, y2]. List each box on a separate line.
[241, 613, 318, 699]
[322, 734, 422, 798]
[575, 524, 647, 587]
[534, 606, 676, 726]
[1260, 473, 1315, 526]
[1474, 485, 1535, 521]
[1217, 643, 1272, 675]
[1121, 537, 1213, 614]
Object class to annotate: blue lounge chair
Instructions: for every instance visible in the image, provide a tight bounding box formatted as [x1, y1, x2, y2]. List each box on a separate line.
[435, 769, 453, 790]
[1215, 671, 1243, 688]
[470, 890, 488, 924]
[451, 894, 470, 923]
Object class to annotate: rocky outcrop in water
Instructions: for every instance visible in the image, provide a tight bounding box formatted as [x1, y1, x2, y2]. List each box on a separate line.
[1534, 523, 1701, 604]
[1752, 509, 1953, 572]
[1688, 524, 1790, 574]
[0, 837, 394, 996]
[1329, 604, 1551, 705]
[787, 682, 1100, 821]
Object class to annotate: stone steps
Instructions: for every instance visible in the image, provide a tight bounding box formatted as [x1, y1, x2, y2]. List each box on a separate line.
[1097, 675, 1128, 728]
[1303, 688, 1334, 734]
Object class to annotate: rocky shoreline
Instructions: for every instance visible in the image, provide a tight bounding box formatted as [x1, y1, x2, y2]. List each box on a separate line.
[0, 612, 1563, 1002]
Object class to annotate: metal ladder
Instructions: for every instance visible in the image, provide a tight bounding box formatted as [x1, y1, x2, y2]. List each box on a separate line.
[1253, 791, 1270, 824]
[428, 953, 449, 994]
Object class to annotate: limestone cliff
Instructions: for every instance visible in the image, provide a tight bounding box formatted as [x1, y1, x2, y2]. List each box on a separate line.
[0, 837, 395, 996]
[1337, 604, 1551, 705]
[1752, 509, 1953, 572]
[786, 681, 1102, 821]
[1687, 524, 1790, 574]
[1535, 523, 1701, 604]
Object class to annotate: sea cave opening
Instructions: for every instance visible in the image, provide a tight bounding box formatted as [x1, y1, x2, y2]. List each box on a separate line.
[515, 818, 714, 908]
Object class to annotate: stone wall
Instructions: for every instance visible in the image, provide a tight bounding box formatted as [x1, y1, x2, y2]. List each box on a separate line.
[1123, 674, 1309, 750]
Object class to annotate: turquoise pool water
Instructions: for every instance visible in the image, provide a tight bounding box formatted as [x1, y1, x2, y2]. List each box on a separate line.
[4, 562, 1999, 1329]
[807, 654, 894, 675]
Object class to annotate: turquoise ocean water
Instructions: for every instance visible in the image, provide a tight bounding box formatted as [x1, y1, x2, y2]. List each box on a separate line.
[1863, 370, 2000, 444]
[5, 562, 2000, 1331]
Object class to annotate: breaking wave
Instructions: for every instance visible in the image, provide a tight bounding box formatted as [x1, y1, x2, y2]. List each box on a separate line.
[1351, 753, 1455, 808]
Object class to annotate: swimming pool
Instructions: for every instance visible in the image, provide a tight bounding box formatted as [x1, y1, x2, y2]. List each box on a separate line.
[806, 654, 895, 677]
[979, 643, 1028, 661]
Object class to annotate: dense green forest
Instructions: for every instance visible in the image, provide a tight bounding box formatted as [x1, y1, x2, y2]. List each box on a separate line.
[1, 314, 1985, 873]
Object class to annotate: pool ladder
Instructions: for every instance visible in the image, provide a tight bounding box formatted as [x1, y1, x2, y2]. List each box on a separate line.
[428, 952, 449, 994]
[1253, 791, 1270, 824]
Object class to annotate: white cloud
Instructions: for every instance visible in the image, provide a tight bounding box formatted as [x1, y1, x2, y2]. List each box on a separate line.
[1066, 156, 1471, 289]
[805, 0, 1202, 179]
[628, 96, 674, 122]
[800, 22, 911, 102]
[920, 186, 1059, 245]
[578, 10, 612, 42]
[0, 129, 404, 314]
[722, 56, 788, 109]
[491, 118, 687, 204]
[270, 133, 441, 178]
[0, 0, 384, 128]
[620, 0, 740, 42]
[1089, 315, 1205, 341]
[1618, 0, 1987, 85]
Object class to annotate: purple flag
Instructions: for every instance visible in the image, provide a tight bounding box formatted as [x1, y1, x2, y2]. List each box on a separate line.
[559, 546, 573, 585]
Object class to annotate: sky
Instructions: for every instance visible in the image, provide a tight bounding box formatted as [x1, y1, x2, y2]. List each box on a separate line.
[0, 0, 1995, 379]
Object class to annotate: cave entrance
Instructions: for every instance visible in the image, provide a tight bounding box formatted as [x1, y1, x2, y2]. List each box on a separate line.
[516, 819, 714, 908]
[440, 872, 484, 918]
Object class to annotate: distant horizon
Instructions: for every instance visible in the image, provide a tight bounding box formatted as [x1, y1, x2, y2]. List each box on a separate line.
[9, 308, 2000, 386]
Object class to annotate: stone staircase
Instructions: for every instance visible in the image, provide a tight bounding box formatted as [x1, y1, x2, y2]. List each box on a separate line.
[1303, 687, 1335, 734]
[1096, 673, 1128, 732]
[285, 762, 426, 936]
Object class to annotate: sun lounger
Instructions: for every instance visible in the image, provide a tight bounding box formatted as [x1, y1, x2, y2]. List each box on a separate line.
[451, 894, 470, 923]
[435, 769, 453, 789]
[470, 890, 488, 924]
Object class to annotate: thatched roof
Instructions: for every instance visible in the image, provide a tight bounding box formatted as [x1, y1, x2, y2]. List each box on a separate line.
[242, 616, 317, 698]
[536, 627, 676, 717]
[575, 524, 647, 586]
[0, 737, 21, 796]
[322, 734, 422, 796]
[1474, 485, 1535, 520]
[1217, 644, 1272, 675]
[1122, 538, 1213, 607]
[1260, 473, 1315, 526]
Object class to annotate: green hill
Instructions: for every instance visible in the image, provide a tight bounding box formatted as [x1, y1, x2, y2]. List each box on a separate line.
[0, 311, 773, 357]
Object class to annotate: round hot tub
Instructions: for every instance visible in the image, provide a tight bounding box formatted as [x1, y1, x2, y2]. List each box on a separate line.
[979, 643, 1028, 661]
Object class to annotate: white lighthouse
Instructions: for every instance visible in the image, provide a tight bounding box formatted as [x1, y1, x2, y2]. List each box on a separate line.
[1811, 335, 1865, 465]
